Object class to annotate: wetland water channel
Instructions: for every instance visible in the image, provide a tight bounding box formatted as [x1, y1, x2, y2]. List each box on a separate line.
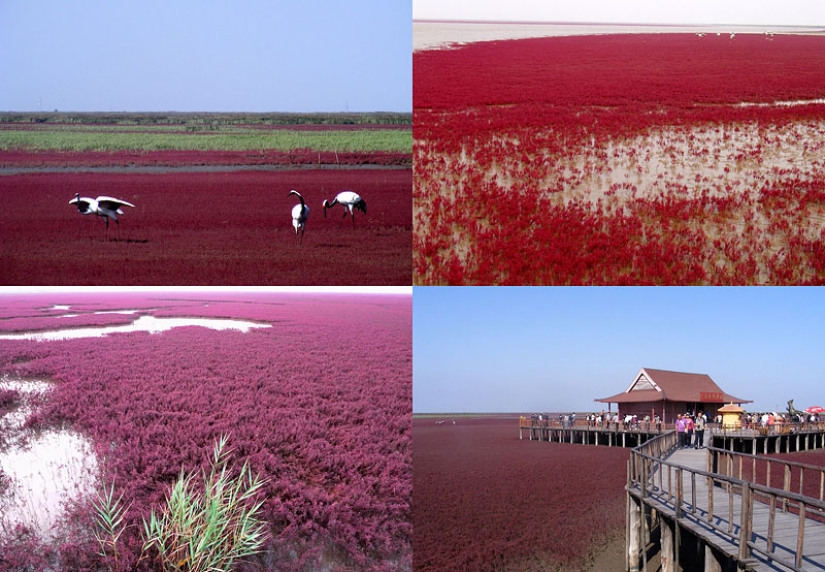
[0, 314, 271, 341]
[0, 311, 271, 539]
[0, 376, 97, 540]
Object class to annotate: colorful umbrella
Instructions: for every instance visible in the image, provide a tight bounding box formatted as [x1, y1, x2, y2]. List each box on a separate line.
[805, 405, 825, 414]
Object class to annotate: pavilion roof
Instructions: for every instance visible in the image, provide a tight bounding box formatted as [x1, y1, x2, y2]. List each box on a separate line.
[595, 367, 751, 405]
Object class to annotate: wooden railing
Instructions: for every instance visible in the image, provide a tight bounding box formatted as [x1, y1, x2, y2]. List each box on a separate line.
[710, 446, 825, 507]
[710, 422, 825, 438]
[629, 436, 825, 571]
[520, 416, 667, 432]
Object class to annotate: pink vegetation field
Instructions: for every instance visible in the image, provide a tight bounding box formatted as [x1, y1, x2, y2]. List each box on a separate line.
[0, 169, 411, 285]
[0, 292, 411, 571]
[414, 34, 825, 284]
[413, 417, 629, 572]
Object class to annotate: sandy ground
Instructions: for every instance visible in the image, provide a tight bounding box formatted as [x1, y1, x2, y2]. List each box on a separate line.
[413, 21, 825, 51]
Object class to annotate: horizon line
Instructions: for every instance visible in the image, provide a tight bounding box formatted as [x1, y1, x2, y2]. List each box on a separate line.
[414, 18, 825, 30]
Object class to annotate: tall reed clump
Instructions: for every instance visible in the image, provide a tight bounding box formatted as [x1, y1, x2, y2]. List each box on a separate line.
[93, 482, 131, 569]
[94, 435, 268, 572]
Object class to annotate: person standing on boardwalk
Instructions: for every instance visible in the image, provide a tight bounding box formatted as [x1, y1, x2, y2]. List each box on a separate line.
[676, 414, 686, 447]
[685, 414, 695, 448]
[695, 411, 706, 448]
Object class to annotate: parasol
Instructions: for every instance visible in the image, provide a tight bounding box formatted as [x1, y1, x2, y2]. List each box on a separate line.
[805, 405, 825, 414]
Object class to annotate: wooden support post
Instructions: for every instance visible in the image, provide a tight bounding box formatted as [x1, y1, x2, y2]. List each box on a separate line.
[738, 484, 752, 562]
[627, 494, 643, 572]
[660, 514, 676, 572]
[703, 545, 723, 572]
[796, 502, 807, 569]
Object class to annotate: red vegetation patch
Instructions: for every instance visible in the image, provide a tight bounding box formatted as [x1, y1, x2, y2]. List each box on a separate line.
[0, 169, 411, 285]
[0, 292, 412, 571]
[0, 149, 411, 168]
[414, 34, 825, 284]
[415, 34, 825, 110]
[413, 417, 629, 572]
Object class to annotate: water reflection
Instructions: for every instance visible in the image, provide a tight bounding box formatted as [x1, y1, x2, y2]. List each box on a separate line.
[0, 378, 99, 540]
[0, 315, 271, 341]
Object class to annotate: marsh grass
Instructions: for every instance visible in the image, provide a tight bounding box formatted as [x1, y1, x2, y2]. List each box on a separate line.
[142, 435, 268, 571]
[94, 435, 267, 572]
[0, 128, 412, 153]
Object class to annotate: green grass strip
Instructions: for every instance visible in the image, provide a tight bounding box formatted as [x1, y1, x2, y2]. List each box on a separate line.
[0, 128, 411, 153]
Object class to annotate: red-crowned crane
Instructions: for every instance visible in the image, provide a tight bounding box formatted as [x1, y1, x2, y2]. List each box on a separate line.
[322, 190, 366, 227]
[289, 190, 309, 244]
[69, 194, 134, 240]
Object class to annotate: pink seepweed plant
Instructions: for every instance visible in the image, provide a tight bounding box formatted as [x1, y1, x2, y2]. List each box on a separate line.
[0, 292, 411, 571]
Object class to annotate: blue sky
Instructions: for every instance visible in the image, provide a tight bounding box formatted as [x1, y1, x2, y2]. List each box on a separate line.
[414, 0, 825, 26]
[0, 0, 411, 112]
[414, 287, 825, 414]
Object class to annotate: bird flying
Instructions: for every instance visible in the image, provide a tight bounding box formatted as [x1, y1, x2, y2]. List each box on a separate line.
[69, 194, 134, 239]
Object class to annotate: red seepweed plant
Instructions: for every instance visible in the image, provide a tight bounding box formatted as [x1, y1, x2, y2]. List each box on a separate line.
[0, 169, 412, 285]
[414, 33, 825, 284]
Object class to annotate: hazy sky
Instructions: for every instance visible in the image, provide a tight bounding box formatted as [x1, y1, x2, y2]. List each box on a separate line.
[414, 287, 825, 414]
[0, 0, 411, 112]
[413, 0, 825, 27]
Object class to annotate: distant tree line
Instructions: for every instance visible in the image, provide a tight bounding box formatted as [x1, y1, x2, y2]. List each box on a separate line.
[0, 111, 412, 126]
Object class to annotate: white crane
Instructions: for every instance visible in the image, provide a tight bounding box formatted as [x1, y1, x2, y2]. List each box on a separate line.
[322, 191, 367, 227]
[289, 190, 309, 244]
[69, 194, 134, 239]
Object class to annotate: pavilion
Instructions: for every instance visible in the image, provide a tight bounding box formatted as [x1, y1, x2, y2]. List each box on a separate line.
[595, 367, 751, 423]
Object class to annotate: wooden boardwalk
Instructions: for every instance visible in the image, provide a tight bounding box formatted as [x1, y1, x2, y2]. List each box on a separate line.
[665, 447, 825, 571]
[628, 433, 825, 572]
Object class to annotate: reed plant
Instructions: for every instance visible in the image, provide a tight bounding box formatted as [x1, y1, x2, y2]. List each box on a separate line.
[141, 434, 268, 572]
[93, 435, 268, 572]
[92, 481, 131, 569]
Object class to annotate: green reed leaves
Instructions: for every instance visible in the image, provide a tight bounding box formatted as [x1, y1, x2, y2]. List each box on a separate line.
[92, 481, 132, 569]
[94, 435, 268, 572]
